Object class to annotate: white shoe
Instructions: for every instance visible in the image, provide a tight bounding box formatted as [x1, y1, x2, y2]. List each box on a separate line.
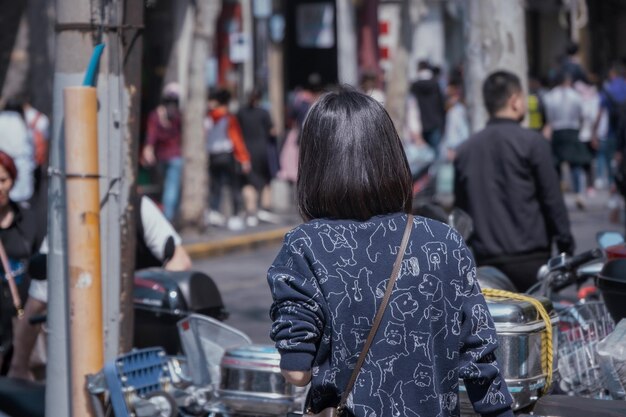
[257, 209, 281, 224]
[246, 215, 259, 227]
[204, 210, 226, 227]
[227, 216, 245, 231]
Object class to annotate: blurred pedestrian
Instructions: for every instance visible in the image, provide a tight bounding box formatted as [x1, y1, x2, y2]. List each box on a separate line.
[595, 64, 626, 182]
[0, 151, 44, 371]
[543, 71, 591, 208]
[21, 95, 50, 190]
[278, 73, 323, 183]
[527, 75, 548, 135]
[441, 78, 470, 160]
[576, 75, 606, 193]
[561, 43, 589, 84]
[8, 194, 191, 380]
[0, 100, 34, 204]
[141, 83, 183, 222]
[409, 61, 446, 156]
[268, 88, 514, 417]
[436, 78, 469, 196]
[454, 71, 574, 292]
[237, 90, 275, 227]
[359, 70, 385, 104]
[205, 88, 251, 231]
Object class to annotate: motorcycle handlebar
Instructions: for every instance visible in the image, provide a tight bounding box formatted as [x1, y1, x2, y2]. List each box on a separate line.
[561, 248, 603, 272]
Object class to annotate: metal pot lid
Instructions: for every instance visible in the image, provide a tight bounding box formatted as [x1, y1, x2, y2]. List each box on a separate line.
[485, 295, 554, 325]
[222, 344, 281, 368]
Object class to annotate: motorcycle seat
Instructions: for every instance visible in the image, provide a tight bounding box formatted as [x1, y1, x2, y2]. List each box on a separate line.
[0, 377, 45, 417]
[533, 395, 626, 417]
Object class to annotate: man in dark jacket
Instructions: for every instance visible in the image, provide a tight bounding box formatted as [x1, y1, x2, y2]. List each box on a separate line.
[454, 71, 574, 292]
[410, 61, 446, 155]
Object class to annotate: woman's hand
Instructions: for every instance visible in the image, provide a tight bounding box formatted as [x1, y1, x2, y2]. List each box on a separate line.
[281, 369, 311, 387]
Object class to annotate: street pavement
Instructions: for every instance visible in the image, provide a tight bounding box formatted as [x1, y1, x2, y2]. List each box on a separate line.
[187, 190, 623, 344]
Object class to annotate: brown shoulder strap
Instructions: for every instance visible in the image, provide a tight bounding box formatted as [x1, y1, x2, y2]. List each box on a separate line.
[337, 214, 414, 413]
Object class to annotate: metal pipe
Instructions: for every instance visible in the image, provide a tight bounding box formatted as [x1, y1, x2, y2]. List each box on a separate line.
[64, 86, 104, 417]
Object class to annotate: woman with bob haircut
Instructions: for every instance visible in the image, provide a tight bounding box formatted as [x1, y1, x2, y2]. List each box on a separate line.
[267, 88, 513, 417]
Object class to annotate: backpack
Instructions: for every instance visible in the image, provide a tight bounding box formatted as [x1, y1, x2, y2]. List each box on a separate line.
[206, 116, 234, 155]
[28, 112, 48, 166]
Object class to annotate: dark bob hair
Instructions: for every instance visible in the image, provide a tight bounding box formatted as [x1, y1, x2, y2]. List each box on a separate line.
[482, 70, 522, 116]
[297, 88, 412, 221]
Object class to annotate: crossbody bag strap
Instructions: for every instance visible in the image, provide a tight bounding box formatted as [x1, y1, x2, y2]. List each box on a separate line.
[336, 214, 413, 414]
[0, 239, 24, 318]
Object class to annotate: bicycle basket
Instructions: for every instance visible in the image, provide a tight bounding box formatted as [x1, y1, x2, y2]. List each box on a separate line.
[556, 302, 615, 397]
[177, 314, 252, 387]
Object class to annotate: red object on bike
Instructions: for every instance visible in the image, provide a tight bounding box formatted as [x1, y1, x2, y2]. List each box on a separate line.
[605, 243, 626, 260]
[577, 286, 598, 300]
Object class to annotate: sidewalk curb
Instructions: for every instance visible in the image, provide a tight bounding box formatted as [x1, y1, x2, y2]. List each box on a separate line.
[183, 226, 294, 259]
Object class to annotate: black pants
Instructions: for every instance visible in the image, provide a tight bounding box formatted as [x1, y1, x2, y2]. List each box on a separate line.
[209, 152, 242, 215]
[477, 251, 550, 293]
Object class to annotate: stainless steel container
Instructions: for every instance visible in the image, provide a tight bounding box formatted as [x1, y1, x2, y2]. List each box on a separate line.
[218, 344, 305, 416]
[460, 296, 558, 415]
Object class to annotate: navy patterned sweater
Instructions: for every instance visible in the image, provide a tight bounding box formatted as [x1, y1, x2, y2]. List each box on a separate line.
[267, 214, 514, 417]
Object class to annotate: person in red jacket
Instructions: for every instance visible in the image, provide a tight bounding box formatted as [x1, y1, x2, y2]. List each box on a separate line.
[205, 88, 251, 231]
[141, 83, 183, 222]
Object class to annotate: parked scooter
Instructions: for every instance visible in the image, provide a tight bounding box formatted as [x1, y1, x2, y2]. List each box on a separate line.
[0, 246, 227, 417]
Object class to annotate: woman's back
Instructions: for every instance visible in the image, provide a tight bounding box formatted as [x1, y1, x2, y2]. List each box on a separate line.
[268, 213, 510, 416]
[267, 88, 512, 417]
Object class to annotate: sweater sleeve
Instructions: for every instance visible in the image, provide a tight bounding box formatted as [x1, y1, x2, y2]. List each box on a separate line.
[458, 252, 514, 417]
[267, 232, 326, 371]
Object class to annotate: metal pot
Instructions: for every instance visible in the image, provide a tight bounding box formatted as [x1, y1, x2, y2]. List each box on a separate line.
[218, 344, 305, 416]
[460, 295, 558, 414]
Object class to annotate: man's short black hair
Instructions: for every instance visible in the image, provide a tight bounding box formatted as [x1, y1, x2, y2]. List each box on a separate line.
[482, 71, 522, 116]
[566, 42, 579, 56]
[297, 87, 412, 221]
[208, 88, 231, 105]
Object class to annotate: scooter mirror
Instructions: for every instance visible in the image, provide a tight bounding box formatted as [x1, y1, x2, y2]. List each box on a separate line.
[597, 231, 625, 250]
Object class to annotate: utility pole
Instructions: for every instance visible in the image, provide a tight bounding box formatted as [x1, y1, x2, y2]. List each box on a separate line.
[180, 0, 222, 228]
[48, 1, 93, 415]
[97, 0, 144, 356]
[48, 0, 144, 415]
[464, 0, 528, 132]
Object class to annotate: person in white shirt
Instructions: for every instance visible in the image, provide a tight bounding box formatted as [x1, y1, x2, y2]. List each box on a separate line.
[576, 77, 609, 192]
[8, 195, 192, 380]
[0, 107, 34, 204]
[544, 71, 592, 207]
[442, 80, 470, 160]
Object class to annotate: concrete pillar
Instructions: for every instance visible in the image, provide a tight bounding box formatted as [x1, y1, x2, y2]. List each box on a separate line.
[336, 0, 359, 86]
[410, 0, 445, 79]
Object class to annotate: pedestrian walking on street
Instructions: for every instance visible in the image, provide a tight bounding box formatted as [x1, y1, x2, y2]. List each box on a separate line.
[268, 88, 514, 417]
[543, 71, 592, 208]
[454, 71, 575, 292]
[205, 88, 251, 231]
[410, 61, 446, 157]
[594, 63, 626, 224]
[0, 151, 44, 372]
[141, 83, 183, 222]
[278, 74, 323, 184]
[237, 90, 275, 227]
[0, 101, 34, 204]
